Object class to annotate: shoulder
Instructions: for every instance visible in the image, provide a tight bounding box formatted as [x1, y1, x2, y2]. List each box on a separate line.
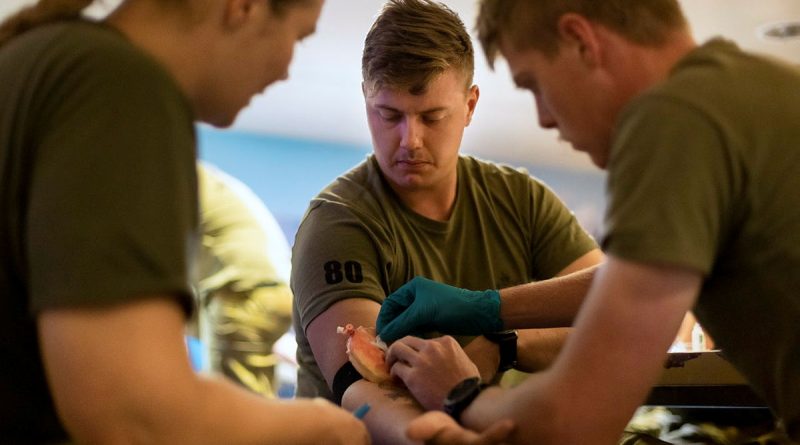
[308, 157, 394, 218]
[15, 22, 155, 77]
[19, 21, 189, 115]
[296, 158, 403, 251]
[458, 155, 546, 197]
[635, 39, 798, 120]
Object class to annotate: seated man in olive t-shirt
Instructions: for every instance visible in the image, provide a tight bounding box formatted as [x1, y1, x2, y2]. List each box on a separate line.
[290, 1, 602, 443]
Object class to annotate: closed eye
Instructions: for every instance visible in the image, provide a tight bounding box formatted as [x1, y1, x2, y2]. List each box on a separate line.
[423, 112, 446, 124]
[378, 111, 401, 122]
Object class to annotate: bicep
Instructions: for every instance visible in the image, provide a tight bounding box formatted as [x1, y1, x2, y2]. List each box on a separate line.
[38, 297, 195, 442]
[306, 298, 383, 387]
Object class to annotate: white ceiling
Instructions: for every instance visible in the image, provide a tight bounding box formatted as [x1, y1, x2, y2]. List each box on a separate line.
[3, 0, 800, 172]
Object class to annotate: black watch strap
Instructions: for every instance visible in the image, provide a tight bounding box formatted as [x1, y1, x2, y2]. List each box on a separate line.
[484, 330, 518, 372]
[443, 376, 484, 422]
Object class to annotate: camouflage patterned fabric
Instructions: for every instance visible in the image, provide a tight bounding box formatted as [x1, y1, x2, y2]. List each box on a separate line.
[200, 285, 292, 397]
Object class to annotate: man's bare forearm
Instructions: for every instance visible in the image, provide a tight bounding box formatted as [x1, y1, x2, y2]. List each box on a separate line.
[342, 379, 425, 445]
[462, 335, 501, 382]
[39, 298, 367, 445]
[515, 327, 570, 373]
[500, 266, 598, 329]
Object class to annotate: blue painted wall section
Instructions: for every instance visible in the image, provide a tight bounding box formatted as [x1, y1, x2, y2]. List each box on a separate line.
[198, 126, 607, 243]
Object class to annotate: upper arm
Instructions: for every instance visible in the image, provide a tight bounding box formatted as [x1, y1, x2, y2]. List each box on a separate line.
[554, 248, 604, 277]
[544, 257, 701, 442]
[38, 297, 196, 443]
[291, 202, 390, 389]
[306, 298, 383, 388]
[291, 202, 386, 335]
[527, 180, 599, 280]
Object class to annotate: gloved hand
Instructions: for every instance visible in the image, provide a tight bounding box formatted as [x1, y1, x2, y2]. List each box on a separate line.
[376, 276, 503, 343]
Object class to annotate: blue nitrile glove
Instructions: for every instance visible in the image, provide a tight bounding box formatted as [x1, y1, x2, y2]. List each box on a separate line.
[376, 276, 503, 343]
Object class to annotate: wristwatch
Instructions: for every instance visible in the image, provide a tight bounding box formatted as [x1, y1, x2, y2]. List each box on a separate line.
[484, 330, 518, 372]
[443, 376, 483, 422]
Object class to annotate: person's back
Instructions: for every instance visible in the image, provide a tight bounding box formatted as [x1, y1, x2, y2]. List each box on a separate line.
[606, 39, 800, 433]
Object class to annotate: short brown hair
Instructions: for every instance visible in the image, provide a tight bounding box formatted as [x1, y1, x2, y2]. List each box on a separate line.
[362, 0, 474, 95]
[0, 0, 310, 48]
[477, 0, 688, 67]
[269, 0, 315, 16]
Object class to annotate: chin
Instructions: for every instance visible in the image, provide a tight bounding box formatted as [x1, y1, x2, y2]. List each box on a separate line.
[195, 98, 245, 128]
[201, 111, 238, 129]
[570, 142, 608, 170]
[390, 174, 427, 190]
[588, 152, 609, 170]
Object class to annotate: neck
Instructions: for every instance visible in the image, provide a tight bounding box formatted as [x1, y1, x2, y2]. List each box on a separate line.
[392, 174, 458, 222]
[105, 2, 213, 111]
[610, 30, 697, 100]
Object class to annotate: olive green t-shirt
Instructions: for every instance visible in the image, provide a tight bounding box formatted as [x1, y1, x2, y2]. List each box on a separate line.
[292, 155, 597, 400]
[604, 39, 800, 436]
[0, 21, 197, 442]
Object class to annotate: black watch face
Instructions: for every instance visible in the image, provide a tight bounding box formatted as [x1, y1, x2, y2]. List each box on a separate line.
[447, 377, 481, 403]
[444, 377, 483, 421]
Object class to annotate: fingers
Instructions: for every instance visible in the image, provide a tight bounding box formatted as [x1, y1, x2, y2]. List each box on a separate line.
[477, 419, 516, 444]
[385, 337, 418, 367]
[407, 411, 514, 445]
[389, 335, 432, 352]
[406, 411, 453, 441]
[376, 296, 409, 330]
[386, 335, 450, 366]
[389, 359, 411, 382]
[376, 285, 416, 336]
[376, 307, 420, 343]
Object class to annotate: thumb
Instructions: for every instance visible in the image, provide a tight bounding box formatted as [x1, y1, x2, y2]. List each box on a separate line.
[406, 412, 450, 441]
[476, 419, 516, 444]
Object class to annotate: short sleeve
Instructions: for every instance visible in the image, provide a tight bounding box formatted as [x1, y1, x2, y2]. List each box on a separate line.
[291, 202, 386, 332]
[602, 96, 739, 273]
[26, 40, 197, 313]
[528, 178, 598, 278]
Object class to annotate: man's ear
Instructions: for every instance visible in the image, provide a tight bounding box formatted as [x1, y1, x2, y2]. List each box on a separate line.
[557, 13, 602, 68]
[465, 85, 480, 126]
[223, 0, 257, 29]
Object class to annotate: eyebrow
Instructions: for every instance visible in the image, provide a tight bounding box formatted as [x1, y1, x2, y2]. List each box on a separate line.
[375, 104, 448, 114]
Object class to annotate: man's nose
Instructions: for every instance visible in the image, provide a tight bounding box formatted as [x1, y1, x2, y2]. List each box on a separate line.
[400, 117, 423, 149]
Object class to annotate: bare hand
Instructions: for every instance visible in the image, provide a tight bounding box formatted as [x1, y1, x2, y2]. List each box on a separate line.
[407, 411, 515, 445]
[304, 398, 371, 445]
[386, 336, 480, 410]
